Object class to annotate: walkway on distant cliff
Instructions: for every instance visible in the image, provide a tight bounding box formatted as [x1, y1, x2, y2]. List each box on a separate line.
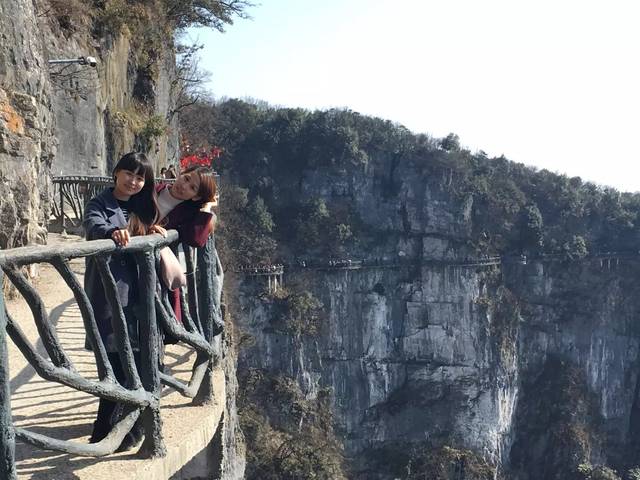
[237, 250, 638, 275]
[6, 234, 225, 480]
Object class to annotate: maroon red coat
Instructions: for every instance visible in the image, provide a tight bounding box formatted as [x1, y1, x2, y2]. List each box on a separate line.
[156, 183, 216, 323]
[156, 183, 215, 248]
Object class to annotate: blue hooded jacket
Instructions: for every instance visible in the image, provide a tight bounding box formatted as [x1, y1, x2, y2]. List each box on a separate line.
[83, 187, 140, 352]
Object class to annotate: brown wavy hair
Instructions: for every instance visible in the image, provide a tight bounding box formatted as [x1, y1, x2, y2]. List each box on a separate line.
[181, 165, 217, 206]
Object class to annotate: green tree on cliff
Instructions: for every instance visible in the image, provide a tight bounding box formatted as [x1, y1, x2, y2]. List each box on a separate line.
[519, 204, 544, 252]
[439, 132, 461, 152]
[163, 0, 254, 30]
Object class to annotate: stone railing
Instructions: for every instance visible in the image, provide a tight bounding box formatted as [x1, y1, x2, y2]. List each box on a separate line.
[0, 230, 223, 479]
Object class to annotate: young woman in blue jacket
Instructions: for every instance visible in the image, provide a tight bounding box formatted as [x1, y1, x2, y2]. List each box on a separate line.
[83, 151, 163, 448]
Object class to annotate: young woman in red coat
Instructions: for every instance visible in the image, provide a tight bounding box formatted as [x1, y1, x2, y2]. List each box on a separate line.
[154, 165, 218, 322]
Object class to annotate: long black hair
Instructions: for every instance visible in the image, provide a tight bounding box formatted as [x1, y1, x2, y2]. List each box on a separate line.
[113, 152, 158, 234]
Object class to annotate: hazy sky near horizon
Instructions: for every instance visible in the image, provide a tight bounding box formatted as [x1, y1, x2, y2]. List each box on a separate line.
[189, 0, 640, 192]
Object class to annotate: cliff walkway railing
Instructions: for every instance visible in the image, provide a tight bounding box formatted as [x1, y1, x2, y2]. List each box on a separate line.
[0, 230, 223, 480]
[235, 251, 640, 278]
[51, 176, 112, 229]
[235, 256, 506, 274]
[236, 264, 284, 293]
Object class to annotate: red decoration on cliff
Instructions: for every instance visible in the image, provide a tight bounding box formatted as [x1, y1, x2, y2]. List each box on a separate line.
[179, 146, 222, 170]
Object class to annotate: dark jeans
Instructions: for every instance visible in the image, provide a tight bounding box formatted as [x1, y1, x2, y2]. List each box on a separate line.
[90, 352, 144, 445]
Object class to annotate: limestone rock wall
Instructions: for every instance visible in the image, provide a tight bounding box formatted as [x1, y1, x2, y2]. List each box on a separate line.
[237, 265, 518, 477]
[0, 0, 55, 249]
[43, 22, 179, 176]
[220, 322, 247, 480]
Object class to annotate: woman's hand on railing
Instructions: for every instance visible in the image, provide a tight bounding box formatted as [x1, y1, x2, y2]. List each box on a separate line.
[149, 225, 168, 237]
[111, 228, 130, 247]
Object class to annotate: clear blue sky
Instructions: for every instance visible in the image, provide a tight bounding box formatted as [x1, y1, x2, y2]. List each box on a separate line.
[188, 0, 640, 192]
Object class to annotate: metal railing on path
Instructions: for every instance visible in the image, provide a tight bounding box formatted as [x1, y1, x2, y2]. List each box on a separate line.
[0, 230, 224, 479]
[51, 176, 177, 231]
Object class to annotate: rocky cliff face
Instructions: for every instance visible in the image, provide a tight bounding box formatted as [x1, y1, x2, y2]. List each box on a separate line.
[41, 14, 179, 176]
[234, 153, 640, 478]
[220, 327, 247, 480]
[0, 0, 55, 249]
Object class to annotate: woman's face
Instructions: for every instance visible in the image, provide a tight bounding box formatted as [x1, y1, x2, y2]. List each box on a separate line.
[171, 172, 201, 201]
[114, 168, 145, 198]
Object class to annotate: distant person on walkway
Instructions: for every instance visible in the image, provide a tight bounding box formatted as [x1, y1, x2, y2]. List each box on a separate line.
[83, 151, 164, 450]
[152, 165, 218, 326]
[164, 164, 177, 179]
[160, 167, 167, 177]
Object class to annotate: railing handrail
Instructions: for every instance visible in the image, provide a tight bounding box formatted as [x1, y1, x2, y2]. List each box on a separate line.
[0, 231, 179, 267]
[52, 175, 113, 183]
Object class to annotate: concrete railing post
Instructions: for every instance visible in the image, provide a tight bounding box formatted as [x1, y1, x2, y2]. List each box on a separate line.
[0, 269, 17, 480]
[137, 249, 166, 457]
[59, 183, 66, 233]
[193, 235, 223, 405]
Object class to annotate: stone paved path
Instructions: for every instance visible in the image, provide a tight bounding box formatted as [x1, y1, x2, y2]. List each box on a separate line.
[5, 233, 224, 479]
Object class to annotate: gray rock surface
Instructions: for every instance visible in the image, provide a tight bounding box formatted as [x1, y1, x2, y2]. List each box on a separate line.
[42, 24, 179, 176]
[220, 326, 247, 480]
[0, 0, 55, 249]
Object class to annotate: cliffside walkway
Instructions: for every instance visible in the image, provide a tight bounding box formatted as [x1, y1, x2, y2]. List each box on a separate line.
[236, 251, 637, 284]
[1, 233, 225, 480]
